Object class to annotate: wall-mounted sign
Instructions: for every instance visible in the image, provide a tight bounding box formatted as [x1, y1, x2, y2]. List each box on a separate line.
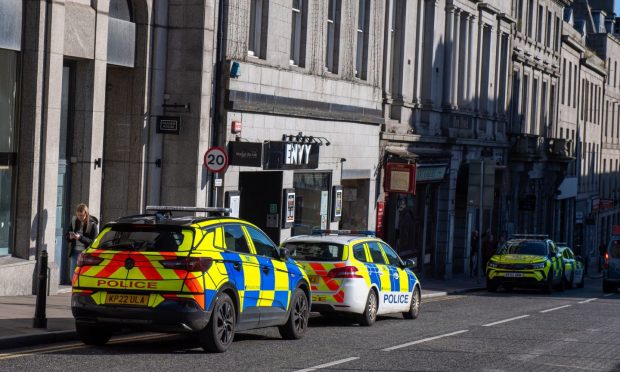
[332, 186, 342, 222]
[384, 163, 416, 194]
[204, 147, 228, 173]
[416, 164, 448, 183]
[225, 191, 240, 218]
[282, 188, 296, 228]
[263, 141, 319, 170]
[228, 141, 262, 167]
[157, 116, 181, 134]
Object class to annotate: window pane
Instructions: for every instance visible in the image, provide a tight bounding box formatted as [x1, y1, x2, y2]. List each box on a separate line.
[224, 224, 251, 254]
[246, 225, 277, 257]
[381, 243, 402, 267]
[367, 241, 386, 264]
[353, 243, 367, 262]
[286, 241, 344, 261]
[0, 49, 17, 256]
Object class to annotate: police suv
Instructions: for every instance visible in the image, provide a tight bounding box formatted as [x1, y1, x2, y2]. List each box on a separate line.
[281, 230, 421, 326]
[71, 206, 311, 352]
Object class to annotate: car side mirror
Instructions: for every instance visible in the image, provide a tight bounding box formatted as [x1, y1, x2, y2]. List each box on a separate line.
[278, 247, 291, 261]
[405, 258, 417, 270]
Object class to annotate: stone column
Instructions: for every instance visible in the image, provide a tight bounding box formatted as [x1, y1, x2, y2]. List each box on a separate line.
[413, 0, 425, 104]
[451, 9, 461, 108]
[383, 0, 394, 99]
[443, 4, 455, 107]
[459, 13, 470, 107]
[468, 15, 478, 110]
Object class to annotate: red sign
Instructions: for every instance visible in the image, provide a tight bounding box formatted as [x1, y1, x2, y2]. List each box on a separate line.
[376, 201, 385, 239]
[231, 121, 242, 134]
[600, 199, 615, 210]
[384, 163, 416, 194]
[613, 225, 620, 236]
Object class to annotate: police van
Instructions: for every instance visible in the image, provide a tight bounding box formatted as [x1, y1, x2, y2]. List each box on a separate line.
[281, 230, 421, 326]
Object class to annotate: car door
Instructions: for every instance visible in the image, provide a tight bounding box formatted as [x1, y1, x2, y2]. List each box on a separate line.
[562, 249, 574, 282]
[221, 223, 261, 323]
[380, 243, 413, 312]
[548, 241, 562, 283]
[366, 241, 391, 312]
[244, 225, 288, 326]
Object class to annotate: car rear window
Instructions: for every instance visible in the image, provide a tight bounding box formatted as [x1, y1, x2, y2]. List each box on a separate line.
[285, 242, 344, 261]
[498, 241, 547, 256]
[93, 224, 193, 252]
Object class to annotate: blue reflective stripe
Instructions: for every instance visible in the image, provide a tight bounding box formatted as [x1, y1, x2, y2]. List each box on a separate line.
[243, 291, 259, 308]
[286, 261, 304, 290]
[407, 270, 416, 291]
[257, 256, 275, 290]
[366, 263, 381, 287]
[273, 290, 289, 308]
[388, 266, 400, 292]
[221, 252, 244, 291]
[204, 289, 217, 310]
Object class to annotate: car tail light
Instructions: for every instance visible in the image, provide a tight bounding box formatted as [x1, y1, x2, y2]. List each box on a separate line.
[162, 257, 213, 272]
[328, 266, 363, 278]
[604, 252, 609, 269]
[77, 253, 104, 267]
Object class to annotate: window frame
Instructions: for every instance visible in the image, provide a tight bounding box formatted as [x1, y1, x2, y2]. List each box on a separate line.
[355, 0, 370, 80]
[248, 0, 269, 59]
[366, 241, 387, 264]
[290, 0, 307, 67]
[245, 224, 278, 258]
[325, 0, 341, 73]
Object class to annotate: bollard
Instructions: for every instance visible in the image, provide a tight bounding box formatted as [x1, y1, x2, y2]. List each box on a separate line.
[33, 250, 48, 328]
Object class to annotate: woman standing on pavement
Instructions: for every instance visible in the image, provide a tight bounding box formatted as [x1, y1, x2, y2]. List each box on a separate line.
[67, 203, 99, 279]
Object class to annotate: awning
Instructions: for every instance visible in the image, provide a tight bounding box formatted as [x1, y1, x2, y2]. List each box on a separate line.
[556, 176, 577, 200]
[384, 146, 418, 161]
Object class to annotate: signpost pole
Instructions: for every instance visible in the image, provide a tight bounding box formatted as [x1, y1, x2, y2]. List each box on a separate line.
[478, 159, 484, 283]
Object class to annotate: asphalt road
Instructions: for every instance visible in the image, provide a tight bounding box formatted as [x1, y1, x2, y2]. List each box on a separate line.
[0, 279, 618, 372]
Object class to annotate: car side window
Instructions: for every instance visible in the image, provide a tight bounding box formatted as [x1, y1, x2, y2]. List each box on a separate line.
[353, 243, 367, 262]
[380, 243, 403, 267]
[246, 225, 277, 258]
[367, 241, 386, 264]
[223, 224, 251, 254]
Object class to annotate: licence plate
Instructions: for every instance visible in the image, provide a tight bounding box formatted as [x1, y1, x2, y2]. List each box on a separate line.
[504, 272, 524, 278]
[309, 275, 320, 284]
[312, 295, 327, 302]
[105, 293, 149, 306]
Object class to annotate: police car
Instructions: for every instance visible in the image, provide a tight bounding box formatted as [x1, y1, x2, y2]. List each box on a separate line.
[71, 206, 310, 352]
[281, 230, 420, 326]
[556, 243, 585, 289]
[486, 235, 564, 293]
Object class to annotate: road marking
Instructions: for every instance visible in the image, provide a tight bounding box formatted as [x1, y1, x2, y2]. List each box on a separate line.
[0, 333, 174, 360]
[381, 330, 469, 351]
[540, 305, 571, 313]
[482, 315, 530, 327]
[541, 362, 600, 371]
[578, 298, 597, 304]
[294, 357, 360, 372]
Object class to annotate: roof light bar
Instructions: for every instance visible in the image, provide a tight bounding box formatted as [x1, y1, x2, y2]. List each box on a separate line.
[311, 229, 376, 236]
[146, 206, 231, 216]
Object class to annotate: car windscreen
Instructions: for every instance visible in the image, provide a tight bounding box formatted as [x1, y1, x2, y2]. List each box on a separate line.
[498, 241, 547, 256]
[93, 224, 193, 252]
[285, 241, 345, 262]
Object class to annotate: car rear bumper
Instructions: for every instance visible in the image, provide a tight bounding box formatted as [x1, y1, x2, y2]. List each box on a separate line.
[310, 279, 368, 315]
[71, 293, 211, 332]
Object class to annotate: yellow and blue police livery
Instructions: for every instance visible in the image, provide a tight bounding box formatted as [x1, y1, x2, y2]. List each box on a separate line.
[556, 244, 585, 289]
[486, 235, 564, 294]
[71, 206, 310, 353]
[282, 230, 420, 326]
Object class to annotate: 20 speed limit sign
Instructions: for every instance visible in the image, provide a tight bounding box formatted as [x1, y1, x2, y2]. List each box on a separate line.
[204, 146, 228, 173]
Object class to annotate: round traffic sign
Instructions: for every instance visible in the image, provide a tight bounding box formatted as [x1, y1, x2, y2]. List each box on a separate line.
[204, 146, 228, 173]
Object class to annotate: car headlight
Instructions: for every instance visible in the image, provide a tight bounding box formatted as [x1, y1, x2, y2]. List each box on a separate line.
[530, 262, 546, 269]
[487, 262, 498, 268]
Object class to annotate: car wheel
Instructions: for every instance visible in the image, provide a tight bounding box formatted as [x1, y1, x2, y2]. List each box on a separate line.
[603, 280, 614, 293]
[403, 286, 421, 320]
[75, 322, 113, 346]
[486, 278, 499, 292]
[576, 272, 585, 288]
[199, 292, 235, 353]
[359, 289, 378, 326]
[279, 288, 309, 340]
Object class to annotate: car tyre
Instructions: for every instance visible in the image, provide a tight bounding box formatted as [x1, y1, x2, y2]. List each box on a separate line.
[75, 322, 112, 346]
[486, 278, 499, 292]
[359, 289, 378, 326]
[403, 286, 421, 320]
[279, 288, 309, 340]
[199, 292, 235, 353]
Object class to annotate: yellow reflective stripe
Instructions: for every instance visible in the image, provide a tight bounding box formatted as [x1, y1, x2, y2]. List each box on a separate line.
[272, 260, 289, 290]
[243, 255, 261, 290]
[259, 290, 275, 306]
[398, 268, 409, 292]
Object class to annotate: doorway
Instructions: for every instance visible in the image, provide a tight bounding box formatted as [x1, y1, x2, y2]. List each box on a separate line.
[239, 171, 283, 244]
[56, 62, 75, 284]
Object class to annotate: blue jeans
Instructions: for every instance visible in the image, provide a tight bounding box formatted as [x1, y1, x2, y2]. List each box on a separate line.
[69, 250, 82, 281]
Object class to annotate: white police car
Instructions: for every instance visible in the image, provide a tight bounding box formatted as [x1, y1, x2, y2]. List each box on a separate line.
[281, 231, 421, 326]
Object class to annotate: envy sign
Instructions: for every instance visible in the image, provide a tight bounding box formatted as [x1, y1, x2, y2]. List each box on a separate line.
[285, 143, 312, 165]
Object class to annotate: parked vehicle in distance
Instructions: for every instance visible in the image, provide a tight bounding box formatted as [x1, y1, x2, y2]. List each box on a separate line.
[281, 230, 421, 326]
[71, 206, 310, 353]
[486, 235, 564, 294]
[556, 243, 585, 289]
[603, 238, 620, 293]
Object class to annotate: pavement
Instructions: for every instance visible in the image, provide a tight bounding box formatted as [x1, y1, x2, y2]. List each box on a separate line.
[0, 271, 599, 351]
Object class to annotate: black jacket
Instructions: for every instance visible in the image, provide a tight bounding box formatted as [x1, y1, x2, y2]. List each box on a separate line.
[67, 216, 99, 256]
